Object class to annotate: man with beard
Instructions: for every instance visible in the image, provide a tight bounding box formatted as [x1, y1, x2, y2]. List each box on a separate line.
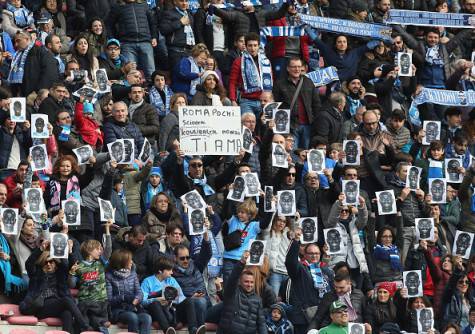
[344, 76, 366, 120]
[38, 82, 69, 122]
[128, 85, 160, 147]
[112, 225, 160, 281]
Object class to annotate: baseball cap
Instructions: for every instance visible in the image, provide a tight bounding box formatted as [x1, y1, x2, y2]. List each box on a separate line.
[329, 300, 348, 313]
[106, 39, 121, 48]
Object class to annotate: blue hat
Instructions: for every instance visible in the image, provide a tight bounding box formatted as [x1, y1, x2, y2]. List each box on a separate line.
[150, 167, 162, 176]
[83, 102, 94, 114]
[106, 38, 121, 48]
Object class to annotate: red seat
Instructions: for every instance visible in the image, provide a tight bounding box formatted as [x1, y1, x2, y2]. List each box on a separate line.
[7, 315, 39, 325]
[117, 332, 138, 334]
[80, 332, 103, 334]
[206, 322, 218, 331]
[40, 317, 63, 326]
[0, 304, 20, 316]
[9, 329, 38, 334]
[45, 331, 69, 334]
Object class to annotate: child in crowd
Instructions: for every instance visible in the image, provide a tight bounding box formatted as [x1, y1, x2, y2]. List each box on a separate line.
[266, 303, 294, 334]
[149, 70, 174, 121]
[74, 100, 104, 152]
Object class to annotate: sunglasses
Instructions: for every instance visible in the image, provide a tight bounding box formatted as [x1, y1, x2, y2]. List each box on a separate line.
[44, 259, 56, 265]
[341, 209, 350, 213]
[179, 256, 190, 261]
[190, 163, 203, 168]
[458, 280, 470, 285]
[287, 173, 296, 177]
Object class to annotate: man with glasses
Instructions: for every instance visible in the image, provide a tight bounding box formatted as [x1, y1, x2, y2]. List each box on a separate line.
[273, 57, 321, 149]
[284, 230, 333, 334]
[315, 274, 369, 330]
[319, 300, 371, 334]
[98, 39, 137, 81]
[173, 237, 211, 333]
[276, 165, 308, 217]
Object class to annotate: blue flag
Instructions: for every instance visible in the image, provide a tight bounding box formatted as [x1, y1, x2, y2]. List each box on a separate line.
[305, 66, 339, 87]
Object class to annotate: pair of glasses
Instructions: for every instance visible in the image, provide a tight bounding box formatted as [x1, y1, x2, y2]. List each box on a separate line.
[287, 173, 296, 177]
[44, 259, 55, 265]
[179, 256, 190, 261]
[190, 163, 203, 168]
[341, 209, 350, 213]
[458, 280, 470, 285]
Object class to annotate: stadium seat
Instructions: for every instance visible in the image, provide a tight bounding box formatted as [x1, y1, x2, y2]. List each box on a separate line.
[9, 329, 38, 334]
[0, 304, 20, 316]
[45, 331, 69, 334]
[205, 323, 218, 331]
[40, 317, 63, 326]
[7, 315, 39, 326]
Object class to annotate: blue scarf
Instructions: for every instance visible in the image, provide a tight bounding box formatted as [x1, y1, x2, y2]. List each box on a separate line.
[346, 96, 362, 116]
[6, 4, 33, 28]
[188, 57, 201, 96]
[308, 262, 324, 289]
[145, 182, 164, 211]
[373, 244, 402, 271]
[176, 8, 195, 45]
[241, 50, 273, 93]
[191, 175, 215, 196]
[0, 234, 25, 294]
[428, 159, 444, 179]
[8, 42, 34, 84]
[207, 231, 223, 278]
[55, 55, 65, 74]
[150, 86, 173, 117]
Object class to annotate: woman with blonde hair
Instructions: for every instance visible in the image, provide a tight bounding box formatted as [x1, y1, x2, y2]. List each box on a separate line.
[171, 43, 210, 101]
[245, 255, 277, 312]
[159, 92, 187, 152]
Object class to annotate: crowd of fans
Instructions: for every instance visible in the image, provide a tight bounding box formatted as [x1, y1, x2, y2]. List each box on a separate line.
[0, 0, 475, 334]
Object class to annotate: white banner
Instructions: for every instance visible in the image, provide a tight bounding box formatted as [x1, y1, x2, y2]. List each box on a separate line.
[179, 106, 242, 155]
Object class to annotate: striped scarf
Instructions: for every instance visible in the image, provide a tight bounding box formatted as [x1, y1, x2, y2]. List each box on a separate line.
[373, 244, 402, 271]
[241, 50, 273, 93]
[150, 86, 173, 117]
[8, 42, 34, 84]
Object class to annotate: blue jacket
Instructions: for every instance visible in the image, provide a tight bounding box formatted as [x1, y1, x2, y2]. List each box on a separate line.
[172, 239, 211, 297]
[106, 269, 143, 313]
[183, 212, 222, 257]
[222, 216, 261, 261]
[103, 119, 144, 159]
[170, 57, 200, 99]
[141, 274, 186, 305]
[0, 124, 31, 169]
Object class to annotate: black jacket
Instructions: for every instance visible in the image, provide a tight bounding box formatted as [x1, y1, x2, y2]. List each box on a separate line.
[159, 8, 194, 49]
[212, 7, 249, 49]
[218, 261, 267, 334]
[130, 101, 160, 145]
[0, 125, 31, 169]
[37, 96, 64, 123]
[23, 45, 59, 97]
[98, 53, 126, 81]
[112, 239, 159, 281]
[107, 1, 157, 43]
[272, 75, 321, 129]
[312, 106, 343, 144]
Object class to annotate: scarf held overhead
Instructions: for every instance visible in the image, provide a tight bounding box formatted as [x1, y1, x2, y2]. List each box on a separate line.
[414, 88, 475, 106]
[299, 14, 393, 42]
[241, 50, 273, 94]
[386, 9, 475, 28]
[260, 26, 304, 48]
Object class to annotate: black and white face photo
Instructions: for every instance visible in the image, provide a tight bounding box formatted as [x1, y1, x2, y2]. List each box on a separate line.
[272, 143, 288, 168]
[30, 144, 48, 171]
[376, 190, 396, 215]
[163, 286, 179, 302]
[62, 200, 80, 225]
[423, 121, 440, 145]
[244, 173, 260, 197]
[417, 308, 434, 333]
[247, 240, 266, 265]
[446, 158, 463, 183]
[407, 166, 421, 190]
[188, 208, 205, 235]
[273, 109, 290, 134]
[299, 217, 318, 244]
[31, 114, 49, 138]
[403, 270, 422, 297]
[122, 139, 135, 164]
[263, 102, 281, 120]
[453, 230, 474, 259]
[25, 188, 43, 213]
[429, 178, 446, 203]
[50, 233, 68, 259]
[74, 86, 97, 102]
[1, 208, 18, 235]
[343, 140, 359, 165]
[264, 186, 275, 212]
[108, 140, 124, 163]
[228, 176, 245, 202]
[325, 228, 343, 254]
[416, 218, 434, 241]
[242, 126, 253, 153]
[277, 190, 296, 216]
[98, 198, 114, 222]
[349, 323, 365, 334]
[9, 98, 26, 122]
[342, 180, 359, 205]
[139, 139, 151, 163]
[73, 145, 93, 165]
[95, 69, 109, 92]
[398, 52, 412, 76]
[308, 149, 325, 173]
[182, 190, 205, 209]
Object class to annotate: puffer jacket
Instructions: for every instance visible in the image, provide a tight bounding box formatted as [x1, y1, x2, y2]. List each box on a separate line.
[159, 8, 194, 49]
[106, 269, 143, 311]
[172, 240, 211, 297]
[0, 125, 31, 169]
[324, 200, 369, 273]
[107, 0, 157, 43]
[218, 261, 267, 334]
[103, 118, 145, 158]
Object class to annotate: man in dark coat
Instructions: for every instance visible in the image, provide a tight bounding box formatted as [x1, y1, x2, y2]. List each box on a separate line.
[218, 251, 267, 334]
[0, 110, 31, 170]
[37, 82, 68, 122]
[312, 92, 345, 145]
[128, 84, 160, 146]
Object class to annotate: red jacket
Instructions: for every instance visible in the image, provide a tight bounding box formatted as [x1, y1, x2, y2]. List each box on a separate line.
[228, 56, 263, 102]
[266, 18, 310, 63]
[4, 173, 45, 209]
[74, 102, 104, 149]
